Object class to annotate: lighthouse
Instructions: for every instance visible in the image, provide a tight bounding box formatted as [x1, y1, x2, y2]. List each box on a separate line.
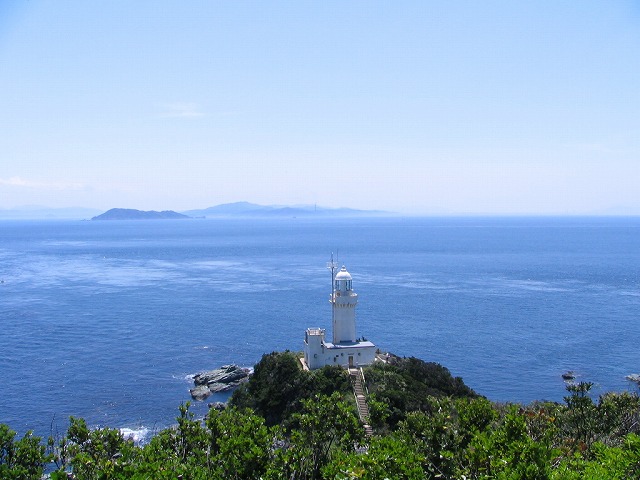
[332, 266, 357, 344]
[303, 258, 377, 370]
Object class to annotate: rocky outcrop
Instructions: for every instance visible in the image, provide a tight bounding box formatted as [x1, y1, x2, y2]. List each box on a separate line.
[189, 385, 212, 401]
[189, 364, 250, 401]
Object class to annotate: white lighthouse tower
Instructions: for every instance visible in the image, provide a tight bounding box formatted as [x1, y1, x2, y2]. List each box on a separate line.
[303, 257, 376, 370]
[332, 266, 357, 344]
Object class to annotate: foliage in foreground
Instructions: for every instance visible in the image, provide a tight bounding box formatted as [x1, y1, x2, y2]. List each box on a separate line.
[3, 353, 640, 479]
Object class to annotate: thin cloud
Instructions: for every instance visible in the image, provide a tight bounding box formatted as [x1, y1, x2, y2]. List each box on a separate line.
[159, 102, 205, 118]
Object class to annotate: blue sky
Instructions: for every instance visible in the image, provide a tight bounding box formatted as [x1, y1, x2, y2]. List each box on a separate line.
[1, 1, 639, 214]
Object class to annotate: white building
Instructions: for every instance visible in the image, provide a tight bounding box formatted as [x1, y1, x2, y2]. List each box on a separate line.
[303, 262, 377, 370]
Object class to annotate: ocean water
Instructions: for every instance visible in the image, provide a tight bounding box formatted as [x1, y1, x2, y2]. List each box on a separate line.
[1, 216, 639, 439]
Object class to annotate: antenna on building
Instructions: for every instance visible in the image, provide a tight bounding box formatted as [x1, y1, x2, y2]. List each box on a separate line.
[327, 252, 339, 329]
[327, 252, 338, 294]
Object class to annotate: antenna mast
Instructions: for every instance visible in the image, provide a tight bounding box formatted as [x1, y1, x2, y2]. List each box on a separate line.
[326, 252, 339, 330]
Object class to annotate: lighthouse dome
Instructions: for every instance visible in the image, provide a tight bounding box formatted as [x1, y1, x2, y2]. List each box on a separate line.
[334, 266, 354, 292]
[334, 266, 352, 281]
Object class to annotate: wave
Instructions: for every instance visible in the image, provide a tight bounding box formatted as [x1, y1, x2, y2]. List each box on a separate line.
[119, 427, 150, 444]
[171, 373, 196, 383]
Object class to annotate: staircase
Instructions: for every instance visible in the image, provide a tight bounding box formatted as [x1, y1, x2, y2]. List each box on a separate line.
[349, 368, 373, 436]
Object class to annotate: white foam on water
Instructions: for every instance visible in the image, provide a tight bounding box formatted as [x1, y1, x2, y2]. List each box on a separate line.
[120, 427, 150, 444]
[171, 373, 196, 383]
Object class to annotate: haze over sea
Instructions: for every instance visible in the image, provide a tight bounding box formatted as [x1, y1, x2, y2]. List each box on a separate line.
[1, 216, 639, 439]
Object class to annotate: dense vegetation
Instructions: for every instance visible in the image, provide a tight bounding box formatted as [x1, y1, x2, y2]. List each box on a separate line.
[229, 351, 353, 426]
[3, 352, 640, 479]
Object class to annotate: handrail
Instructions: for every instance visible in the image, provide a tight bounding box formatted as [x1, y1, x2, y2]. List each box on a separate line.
[359, 367, 369, 395]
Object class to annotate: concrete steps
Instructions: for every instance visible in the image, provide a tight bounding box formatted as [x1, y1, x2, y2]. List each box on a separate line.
[349, 368, 373, 437]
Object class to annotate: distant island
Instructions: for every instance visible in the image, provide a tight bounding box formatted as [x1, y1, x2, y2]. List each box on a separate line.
[182, 201, 389, 218]
[91, 208, 190, 220]
[0, 203, 390, 220]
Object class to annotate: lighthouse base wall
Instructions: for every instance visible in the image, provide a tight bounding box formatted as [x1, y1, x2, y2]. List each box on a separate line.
[304, 339, 376, 370]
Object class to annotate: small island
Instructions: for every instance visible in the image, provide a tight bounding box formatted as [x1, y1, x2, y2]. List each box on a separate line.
[91, 208, 190, 220]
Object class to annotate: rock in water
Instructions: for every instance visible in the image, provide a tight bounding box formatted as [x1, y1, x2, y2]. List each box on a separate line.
[190, 364, 250, 401]
[626, 374, 640, 383]
[208, 402, 226, 411]
[190, 385, 212, 401]
[193, 364, 249, 386]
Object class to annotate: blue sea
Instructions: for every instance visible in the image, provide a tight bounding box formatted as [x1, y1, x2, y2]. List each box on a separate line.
[1, 217, 639, 440]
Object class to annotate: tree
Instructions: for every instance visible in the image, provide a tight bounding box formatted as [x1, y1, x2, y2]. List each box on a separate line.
[363, 357, 478, 428]
[323, 435, 426, 480]
[596, 391, 640, 446]
[49, 416, 139, 479]
[562, 382, 599, 452]
[465, 405, 558, 480]
[267, 392, 364, 480]
[231, 351, 353, 427]
[552, 434, 640, 480]
[205, 407, 273, 479]
[0, 424, 48, 480]
[391, 397, 498, 478]
[140, 402, 209, 478]
[231, 351, 308, 426]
